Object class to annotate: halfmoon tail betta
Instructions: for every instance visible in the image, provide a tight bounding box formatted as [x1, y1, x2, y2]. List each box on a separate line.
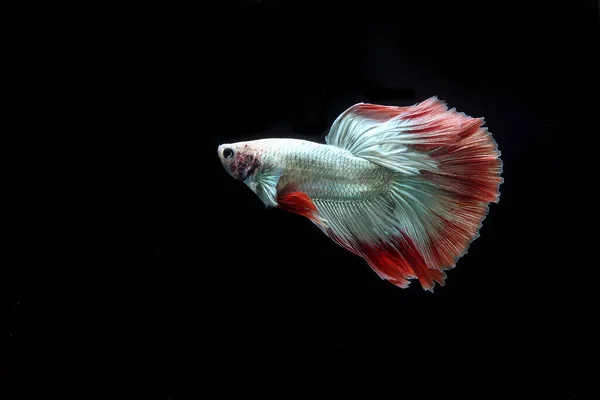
[218, 97, 503, 291]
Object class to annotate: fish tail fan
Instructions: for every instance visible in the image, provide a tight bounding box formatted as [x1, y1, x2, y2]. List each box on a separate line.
[280, 97, 502, 291]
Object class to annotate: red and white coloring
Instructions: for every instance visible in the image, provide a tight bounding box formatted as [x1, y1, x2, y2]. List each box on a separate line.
[218, 97, 503, 291]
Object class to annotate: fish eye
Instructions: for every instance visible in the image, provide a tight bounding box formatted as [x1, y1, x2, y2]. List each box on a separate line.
[223, 148, 234, 159]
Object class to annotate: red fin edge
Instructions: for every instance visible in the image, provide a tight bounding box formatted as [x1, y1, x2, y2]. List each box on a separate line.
[354, 233, 446, 291]
[352, 97, 448, 122]
[329, 230, 445, 291]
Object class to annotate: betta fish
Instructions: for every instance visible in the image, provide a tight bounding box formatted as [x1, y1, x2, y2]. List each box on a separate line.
[217, 97, 503, 291]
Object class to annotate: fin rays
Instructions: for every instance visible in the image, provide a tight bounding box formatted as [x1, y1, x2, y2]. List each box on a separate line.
[272, 97, 502, 291]
[317, 97, 501, 290]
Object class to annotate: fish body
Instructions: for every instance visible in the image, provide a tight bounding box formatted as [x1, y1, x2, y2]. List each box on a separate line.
[218, 97, 503, 291]
[220, 138, 393, 202]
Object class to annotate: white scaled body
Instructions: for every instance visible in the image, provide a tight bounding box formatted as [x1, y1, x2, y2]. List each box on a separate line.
[253, 138, 395, 203]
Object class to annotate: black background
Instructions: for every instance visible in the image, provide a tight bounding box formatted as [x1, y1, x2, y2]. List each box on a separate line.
[3, 1, 598, 398]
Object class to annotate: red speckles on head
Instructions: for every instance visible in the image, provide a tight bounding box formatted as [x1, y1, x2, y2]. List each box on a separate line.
[229, 149, 261, 181]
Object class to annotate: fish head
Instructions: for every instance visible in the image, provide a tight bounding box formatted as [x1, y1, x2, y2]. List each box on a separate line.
[217, 142, 262, 182]
[218, 140, 282, 208]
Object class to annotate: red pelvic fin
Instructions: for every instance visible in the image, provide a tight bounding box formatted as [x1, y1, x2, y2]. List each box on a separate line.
[277, 192, 324, 226]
